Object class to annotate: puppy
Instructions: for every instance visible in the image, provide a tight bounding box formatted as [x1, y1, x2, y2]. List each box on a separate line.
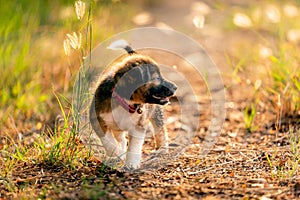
[89, 40, 177, 169]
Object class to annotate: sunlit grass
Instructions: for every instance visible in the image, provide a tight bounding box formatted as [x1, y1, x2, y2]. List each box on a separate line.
[0, 0, 135, 133]
[225, 2, 299, 127]
[0, 93, 94, 195]
[0, 1, 48, 129]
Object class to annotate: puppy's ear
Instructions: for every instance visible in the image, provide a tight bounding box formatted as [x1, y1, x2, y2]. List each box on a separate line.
[114, 66, 145, 98]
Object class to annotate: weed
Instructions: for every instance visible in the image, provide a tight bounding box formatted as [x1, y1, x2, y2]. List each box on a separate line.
[244, 103, 256, 133]
[0, 176, 16, 194]
[266, 128, 300, 180]
[34, 98, 90, 168]
[289, 128, 300, 161]
[0, 133, 28, 178]
[268, 52, 300, 119]
[225, 54, 248, 84]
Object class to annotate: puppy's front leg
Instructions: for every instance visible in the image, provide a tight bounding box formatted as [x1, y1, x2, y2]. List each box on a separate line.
[100, 130, 123, 158]
[114, 131, 127, 160]
[150, 106, 168, 150]
[125, 130, 146, 169]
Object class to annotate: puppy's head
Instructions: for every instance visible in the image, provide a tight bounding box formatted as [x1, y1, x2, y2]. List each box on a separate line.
[113, 55, 177, 105]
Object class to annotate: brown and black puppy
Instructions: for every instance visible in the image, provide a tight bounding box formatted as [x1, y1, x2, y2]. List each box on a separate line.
[89, 40, 177, 169]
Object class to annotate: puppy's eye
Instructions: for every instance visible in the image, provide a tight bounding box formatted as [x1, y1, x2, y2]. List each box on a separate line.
[152, 76, 161, 81]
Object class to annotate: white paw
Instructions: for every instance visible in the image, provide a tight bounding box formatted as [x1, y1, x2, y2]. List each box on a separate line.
[100, 135, 126, 159]
[125, 152, 142, 169]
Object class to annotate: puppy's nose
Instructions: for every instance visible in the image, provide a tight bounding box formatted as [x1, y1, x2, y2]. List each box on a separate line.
[164, 81, 177, 94]
[170, 84, 177, 93]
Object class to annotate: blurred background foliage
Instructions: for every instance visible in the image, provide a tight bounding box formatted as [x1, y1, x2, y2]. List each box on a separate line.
[0, 0, 135, 133]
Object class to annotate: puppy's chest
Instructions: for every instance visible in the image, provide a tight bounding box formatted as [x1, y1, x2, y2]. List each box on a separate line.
[100, 105, 149, 131]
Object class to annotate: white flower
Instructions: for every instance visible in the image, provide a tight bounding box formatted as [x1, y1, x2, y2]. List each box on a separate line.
[66, 32, 82, 50]
[254, 80, 262, 90]
[193, 15, 205, 29]
[265, 5, 281, 23]
[258, 45, 273, 59]
[132, 12, 153, 26]
[75, 0, 86, 20]
[233, 13, 252, 28]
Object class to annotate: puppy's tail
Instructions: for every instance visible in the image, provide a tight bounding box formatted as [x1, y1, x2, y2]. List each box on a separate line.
[107, 39, 135, 55]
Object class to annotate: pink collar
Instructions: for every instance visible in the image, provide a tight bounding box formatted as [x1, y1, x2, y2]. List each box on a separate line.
[112, 88, 142, 114]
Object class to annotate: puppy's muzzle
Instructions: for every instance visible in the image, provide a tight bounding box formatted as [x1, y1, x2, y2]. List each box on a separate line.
[162, 80, 177, 96]
[148, 80, 177, 105]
